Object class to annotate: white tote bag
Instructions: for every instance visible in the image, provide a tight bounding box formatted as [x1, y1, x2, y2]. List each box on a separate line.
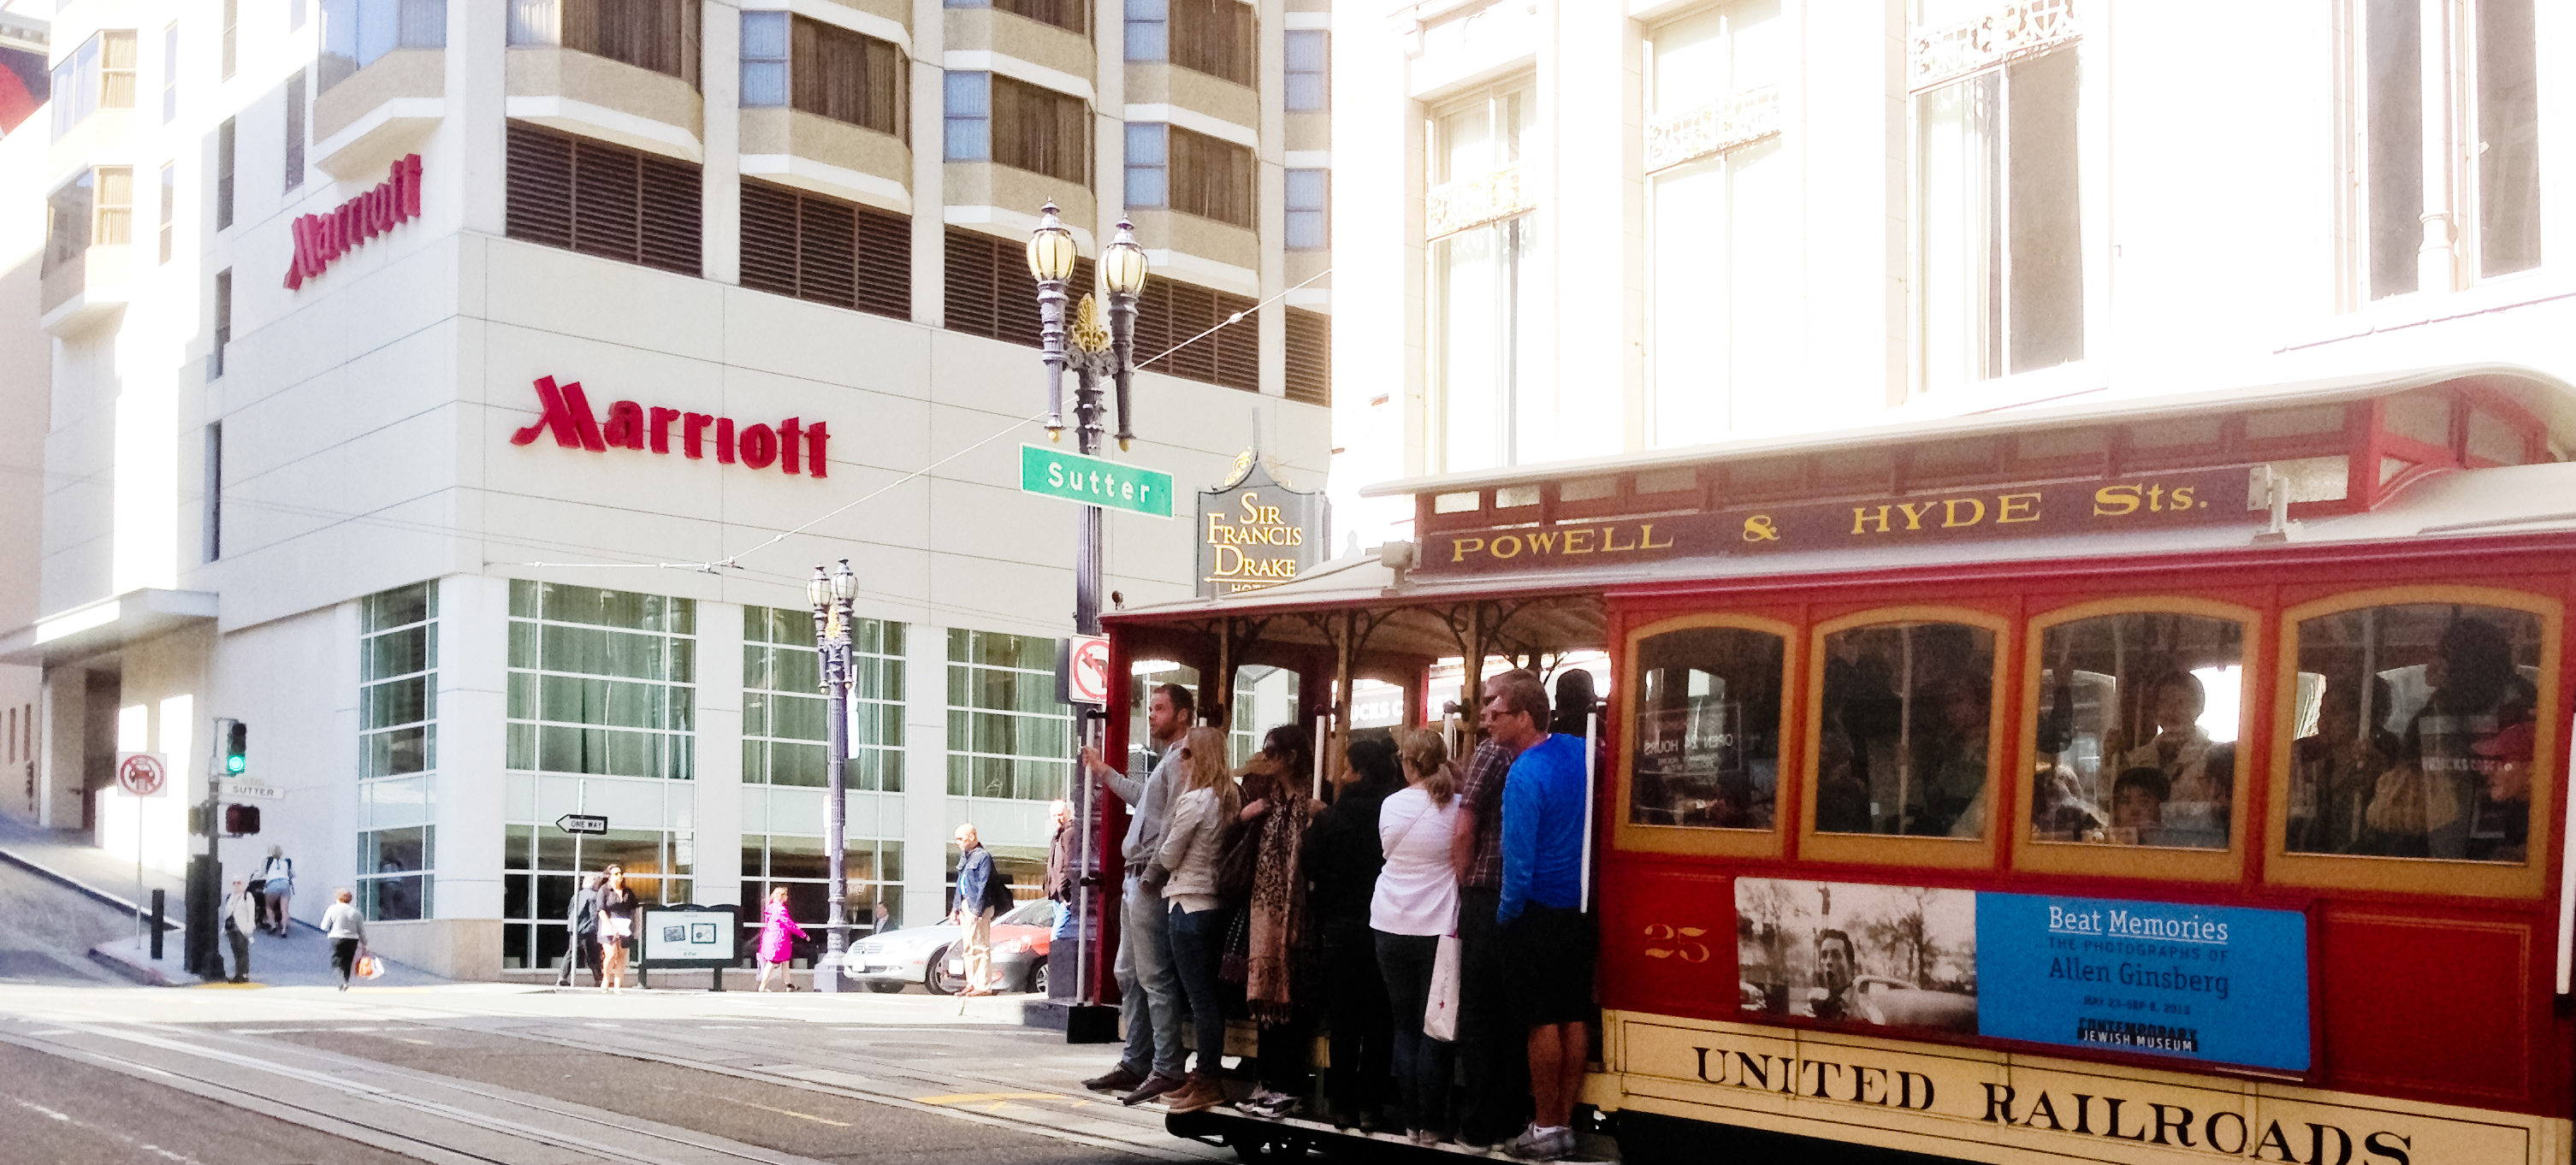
[1423, 916, 1464, 1043]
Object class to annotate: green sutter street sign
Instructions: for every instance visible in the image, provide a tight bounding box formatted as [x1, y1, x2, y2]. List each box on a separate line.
[1020, 444, 1175, 519]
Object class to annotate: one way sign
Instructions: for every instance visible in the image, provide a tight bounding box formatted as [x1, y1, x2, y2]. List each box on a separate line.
[555, 813, 608, 836]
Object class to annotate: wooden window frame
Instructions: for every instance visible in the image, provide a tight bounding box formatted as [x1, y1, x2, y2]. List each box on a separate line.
[2265, 584, 2562, 900]
[2011, 595, 2262, 883]
[1613, 612, 1798, 860]
[791, 15, 908, 139]
[1797, 605, 2011, 870]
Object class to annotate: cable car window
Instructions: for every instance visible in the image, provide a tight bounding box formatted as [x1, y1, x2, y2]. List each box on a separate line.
[2029, 612, 2244, 850]
[1816, 620, 1995, 838]
[2287, 604, 2543, 863]
[1630, 626, 1785, 830]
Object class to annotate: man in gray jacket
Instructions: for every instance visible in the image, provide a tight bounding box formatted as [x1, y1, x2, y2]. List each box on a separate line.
[1078, 682, 1193, 1105]
[558, 874, 601, 987]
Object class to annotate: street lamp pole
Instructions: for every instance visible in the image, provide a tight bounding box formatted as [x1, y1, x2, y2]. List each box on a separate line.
[808, 559, 858, 992]
[1028, 204, 1146, 1011]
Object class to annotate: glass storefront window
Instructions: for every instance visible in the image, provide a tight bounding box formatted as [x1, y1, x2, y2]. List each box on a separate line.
[358, 582, 437, 920]
[946, 629, 1072, 801]
[742, 606, 904, 791]
[506, 581, 697, 780]
[1629, 624, 1785, 830]
[1815, 620, 1996, 838]
[2030, 612, 2245, 850]
[2287, 602, 2545, 864]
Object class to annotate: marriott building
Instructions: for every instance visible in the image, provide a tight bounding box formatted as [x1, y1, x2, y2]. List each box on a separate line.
[2, 0, 1333, 978]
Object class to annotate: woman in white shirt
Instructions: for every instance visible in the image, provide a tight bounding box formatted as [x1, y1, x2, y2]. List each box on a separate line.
[1372, 730, 1462, 1144]
[1147, 725, 1240, 1115]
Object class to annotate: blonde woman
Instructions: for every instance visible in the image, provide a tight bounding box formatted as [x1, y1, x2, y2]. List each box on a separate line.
[754, 886, 810, 992]
[1375, 730, 1464, 1144]
[1145, 725, 1240, 1113]
[596, 865, 640, 992]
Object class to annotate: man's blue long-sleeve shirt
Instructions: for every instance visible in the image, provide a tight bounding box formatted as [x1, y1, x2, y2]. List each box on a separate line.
[1498, 732, 1588, 924]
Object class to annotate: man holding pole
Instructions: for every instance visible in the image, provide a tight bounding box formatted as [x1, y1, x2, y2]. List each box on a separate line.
[1078, 682, 1193, 1105]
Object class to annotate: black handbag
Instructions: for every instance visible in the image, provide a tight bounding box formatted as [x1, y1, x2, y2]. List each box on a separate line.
[1215, 817, 1261, 902]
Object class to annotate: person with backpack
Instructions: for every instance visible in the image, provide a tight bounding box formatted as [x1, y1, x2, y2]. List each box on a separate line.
[254, 846, 295, 935]
[950, 823, 1013, 996]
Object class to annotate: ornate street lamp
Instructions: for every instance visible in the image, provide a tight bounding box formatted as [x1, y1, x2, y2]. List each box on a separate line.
[808, 558, 859, 991]
[1028, 206, 1146, 1012]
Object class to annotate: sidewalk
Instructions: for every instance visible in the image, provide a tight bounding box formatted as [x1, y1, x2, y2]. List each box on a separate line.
[0, 814, 442, 989]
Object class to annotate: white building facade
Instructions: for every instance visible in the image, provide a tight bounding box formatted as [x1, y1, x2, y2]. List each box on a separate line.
[1328, 0, 2570, 543]
[10, 0, 1331, 979]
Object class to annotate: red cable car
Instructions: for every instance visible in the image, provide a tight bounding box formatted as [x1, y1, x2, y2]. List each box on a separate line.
[1091, 365, 2576, 1164]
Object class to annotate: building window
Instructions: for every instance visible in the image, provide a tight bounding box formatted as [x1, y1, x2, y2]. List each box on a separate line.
[504, 122, 705, 276]
[1125, 123, 1252, 228]
[1127, 0, 1253, 86]
[1284, 28, 1326, 111]
[507, 0, 700, 88]
[739, 14, 906, 138]
[502, 816, 701, 970]
[50, 29, 136, 138]
[505, 580, 699, 783]
[742, 836, 904, 956]
[211, 269, 231, 378]
[320, 0, 447, 92]
[1646, 1, 1789, 445]
[950, 0, 1089, 38]
[740, 11, 786, 105]
[1912, 0, 2084, 393]
[942, 227, 1092, 346]
[742, 606, 904, 793]
[1429, 81, 1534, 472]
[203, 423, 222, 561]
[216, 116, 235, 229]
[1285, 167, 1326, 249]
[1283, 307, 1329, 406]
[283, 69, 306, 192]
[222, 0, 238, 80]
[44, 168, 129, 275]
[293, 0, 308, 30]
[162, 24, 178, 123]
[947, 630, 1070, 802]
[943, 73, 1089, 185]
[2351, 0, 2539, 302]
[359, 582, 437, 921]
[158, 163, 175, 263]
[1136, 276, 1259, 390]
[740, 179, 912, 319]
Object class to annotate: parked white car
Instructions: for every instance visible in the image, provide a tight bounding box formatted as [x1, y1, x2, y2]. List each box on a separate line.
[844, 897, 1056, 994]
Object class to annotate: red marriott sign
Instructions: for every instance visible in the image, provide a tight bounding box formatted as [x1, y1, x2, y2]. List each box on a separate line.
[282, 154, 423, 290]
[510, 376, 830, 478]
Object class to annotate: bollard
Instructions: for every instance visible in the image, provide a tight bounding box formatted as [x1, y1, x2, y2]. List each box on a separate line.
[150, 889, 165, 960]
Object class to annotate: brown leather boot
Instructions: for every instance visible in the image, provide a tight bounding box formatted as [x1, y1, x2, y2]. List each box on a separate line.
[1164, 1072, 1227, 1114]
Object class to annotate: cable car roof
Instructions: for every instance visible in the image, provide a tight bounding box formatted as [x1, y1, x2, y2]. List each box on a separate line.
[1355, 364, 2576, 500]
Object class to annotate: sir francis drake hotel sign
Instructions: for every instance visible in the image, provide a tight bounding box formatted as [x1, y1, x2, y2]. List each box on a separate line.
[509, 376, 831, 477]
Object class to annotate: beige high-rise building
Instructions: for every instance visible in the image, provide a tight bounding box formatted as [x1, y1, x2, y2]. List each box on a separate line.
[1327, 0, 2568, 545]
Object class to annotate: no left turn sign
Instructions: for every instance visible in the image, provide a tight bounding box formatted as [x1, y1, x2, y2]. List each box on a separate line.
[116, 753, 167, 797]
[1066, 636, 1111, 706]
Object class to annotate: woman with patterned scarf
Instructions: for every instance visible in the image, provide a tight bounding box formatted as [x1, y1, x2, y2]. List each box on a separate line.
[1235, 724, 1322, 1118]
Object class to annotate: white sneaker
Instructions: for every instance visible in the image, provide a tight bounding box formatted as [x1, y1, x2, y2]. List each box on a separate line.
[1502, 1126, 1573, 1162]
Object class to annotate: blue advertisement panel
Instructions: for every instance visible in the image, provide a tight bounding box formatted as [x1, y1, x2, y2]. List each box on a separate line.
[1975, 892, 2310, 1072]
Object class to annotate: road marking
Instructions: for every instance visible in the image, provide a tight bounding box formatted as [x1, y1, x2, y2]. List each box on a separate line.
[914, 1091, 1065, 1104]
[399, 1038, 433, 1045]
[711, 1095, 851, 1127]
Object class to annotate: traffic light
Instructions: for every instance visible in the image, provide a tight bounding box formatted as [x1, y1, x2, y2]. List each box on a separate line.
[223, 804, 261, 836]
[222, 721, 247, 774]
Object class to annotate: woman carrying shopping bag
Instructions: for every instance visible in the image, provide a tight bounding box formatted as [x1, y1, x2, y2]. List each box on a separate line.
[755, 886, 810, 991]
[320, 888, 367, 991]
[1373, 730, 1464, 1145]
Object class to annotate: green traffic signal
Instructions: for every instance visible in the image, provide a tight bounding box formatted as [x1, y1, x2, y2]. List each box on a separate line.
[223, 721, 248, 774]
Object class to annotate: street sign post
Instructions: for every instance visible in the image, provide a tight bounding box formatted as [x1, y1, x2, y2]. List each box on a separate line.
[115, 753, 167, 797]
[554, 813, 608, 835]
[1020, 445, 1174, 518]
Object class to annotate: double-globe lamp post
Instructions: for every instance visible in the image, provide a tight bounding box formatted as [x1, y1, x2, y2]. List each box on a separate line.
[1028, 203, 1147, 1007]
[808, 558, 860, 992]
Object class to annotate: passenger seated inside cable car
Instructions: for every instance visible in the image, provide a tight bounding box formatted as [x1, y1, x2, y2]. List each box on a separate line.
[1815, 620, 1993, 838]
[2287, 606, 2542, 864]
[2029, 611, 2241, 850]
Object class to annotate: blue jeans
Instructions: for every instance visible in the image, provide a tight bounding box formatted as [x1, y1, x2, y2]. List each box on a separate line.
[1377, 930, 1451, 1135]
[1116, 877, 1186, 1076]
[1169, 902, 1234, 1077]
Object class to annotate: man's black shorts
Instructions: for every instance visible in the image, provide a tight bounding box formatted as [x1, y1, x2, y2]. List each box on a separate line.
[1502, 902, 1596, 1027]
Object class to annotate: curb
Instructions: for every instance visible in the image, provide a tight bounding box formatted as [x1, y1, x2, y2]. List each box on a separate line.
[0, 843, 177, 921]
[86, 943, 175, 987]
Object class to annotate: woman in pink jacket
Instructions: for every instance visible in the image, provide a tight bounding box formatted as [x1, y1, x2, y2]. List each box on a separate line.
[755, 886, 810, 992]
